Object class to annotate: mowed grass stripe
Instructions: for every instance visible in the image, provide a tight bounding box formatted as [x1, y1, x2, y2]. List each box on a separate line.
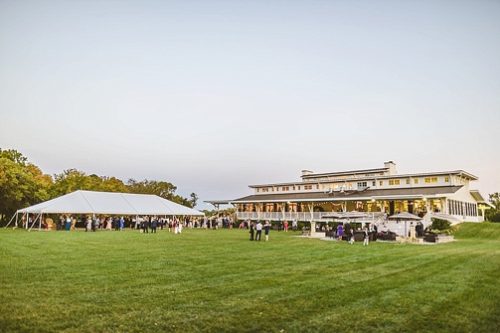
[1, 223, 499, 332]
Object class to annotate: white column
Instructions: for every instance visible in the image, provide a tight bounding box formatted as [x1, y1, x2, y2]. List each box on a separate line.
[308, 203, 315, 236]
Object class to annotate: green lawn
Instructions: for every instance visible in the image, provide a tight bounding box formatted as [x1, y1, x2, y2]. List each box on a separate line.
[1, 223, 499, 333]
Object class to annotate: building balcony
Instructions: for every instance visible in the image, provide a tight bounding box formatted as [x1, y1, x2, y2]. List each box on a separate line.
[235, 211, 385, 222]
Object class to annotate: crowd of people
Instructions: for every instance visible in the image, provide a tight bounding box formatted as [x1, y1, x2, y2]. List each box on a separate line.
[40, 215, 237, 233]
[248, 220, 273, 241]
[323, 222, 377, 246]
[239, 219, 298, 232]
[33, 213, 376, 246]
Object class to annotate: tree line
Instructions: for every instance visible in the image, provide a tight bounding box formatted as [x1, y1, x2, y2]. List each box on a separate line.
[0, 148, 198, 224]
[487, 193, 500, 222]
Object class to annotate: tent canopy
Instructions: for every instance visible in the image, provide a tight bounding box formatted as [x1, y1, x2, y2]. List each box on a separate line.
[17, 190, 204, 216]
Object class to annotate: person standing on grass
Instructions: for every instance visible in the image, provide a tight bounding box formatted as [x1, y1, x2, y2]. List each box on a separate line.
[349, 228, 355, 244]
[86, 216, 92, 232]
[119, 216, 125, 231]
[249, 222, 255, 241]
[283, 220, 289, 232]
[58, 215, 64, 230]
[93, 217, 99, 232]
[363, 226, 369, 246]
[151, 217, 158, 233]
[255, 221, 263, 241]
[65, 215, 71, 231]
[142, 217, 149, 234]
[264, 221, 271, 241]
[337, 223, 344, 241]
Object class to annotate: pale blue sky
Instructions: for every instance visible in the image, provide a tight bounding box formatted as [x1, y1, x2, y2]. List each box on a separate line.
[1, 1, 499, 209]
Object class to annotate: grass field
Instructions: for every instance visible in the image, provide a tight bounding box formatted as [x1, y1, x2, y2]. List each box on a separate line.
[1, 223, 500, 333]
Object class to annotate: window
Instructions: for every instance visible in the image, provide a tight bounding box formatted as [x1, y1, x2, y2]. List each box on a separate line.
[372, 181, 376, 187]
[256, 188, 260, 193]
[261, 188, 269, 193]
[282, 186, 289, 191]
[297, 186, 301, 190]
[304, 185, 313, 190]
[406, 179, 410, 184]
[389, 179, 400, 185]
[357, 182, 367, 188]
[379, 181, 383, 186]
[414, 178, 419, 184]
[425, 177, 438, 184]
[444, 176, 449, 183]
[316, 185, 319, 189]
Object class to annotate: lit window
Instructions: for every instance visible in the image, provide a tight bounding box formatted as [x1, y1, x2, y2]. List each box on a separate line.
[406, 179, 410, 184]
[389, 179, 400, 185]
[444, 177, 449, 182]
[425, 177, 438, 184]
[414, 178, 419, 184]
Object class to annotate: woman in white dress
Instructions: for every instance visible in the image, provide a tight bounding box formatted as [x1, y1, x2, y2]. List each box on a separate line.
[86, 216, 92, 232]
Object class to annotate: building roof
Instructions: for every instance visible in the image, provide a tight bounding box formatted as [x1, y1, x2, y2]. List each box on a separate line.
[470, 190, 487, 203]
[470, 190, 494, 207]
[248, 170, 478, 188]
[232, 186, 462, 203]
[301, 167, 389, 180]
[18, 190, 204, 216]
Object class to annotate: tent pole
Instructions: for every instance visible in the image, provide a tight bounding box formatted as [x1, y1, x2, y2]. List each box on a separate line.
[4, 212, 17, 228]
[39, 214, 43, 231]
[29, 213, 41, 232]
[15, 212, 18, 229]
[26, 213, 29, 230]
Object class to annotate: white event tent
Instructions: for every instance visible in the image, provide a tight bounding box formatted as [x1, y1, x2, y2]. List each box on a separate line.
[9, 190, 203, 230]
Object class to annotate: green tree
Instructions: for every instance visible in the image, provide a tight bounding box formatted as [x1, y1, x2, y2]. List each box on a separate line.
[489, 193, 500, 210]
[51, 169, 89, 196]
[127, 179, 177, 197]
[0, 149, 52, 224]
[486, 193, 500, 222]
[0, 148, 198, 224]
[0, 148, 28, 165]
[189, 193, 199, 208]
[51, 169, 129, 196]
[127, 179, 196, 207]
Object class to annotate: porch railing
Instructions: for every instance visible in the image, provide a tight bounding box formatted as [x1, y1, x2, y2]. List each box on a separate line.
[235, 211, 385, 222]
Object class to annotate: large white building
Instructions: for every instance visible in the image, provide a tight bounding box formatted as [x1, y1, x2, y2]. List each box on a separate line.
[231, 161, 490, 234]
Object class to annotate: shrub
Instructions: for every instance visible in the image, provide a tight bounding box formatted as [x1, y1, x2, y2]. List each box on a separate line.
[487, 212, 500, 223]
[431, 218, 451, 231]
